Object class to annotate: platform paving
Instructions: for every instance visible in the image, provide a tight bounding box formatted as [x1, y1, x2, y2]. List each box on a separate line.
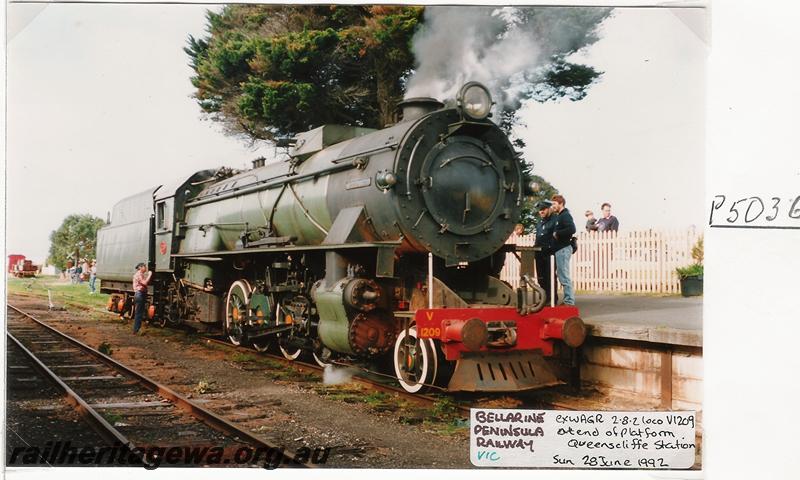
[575, 294, 702, 347]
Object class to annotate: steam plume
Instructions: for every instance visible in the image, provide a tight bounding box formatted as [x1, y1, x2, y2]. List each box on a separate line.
[405, 7, 541, 114]
[322, 365, 357, 385]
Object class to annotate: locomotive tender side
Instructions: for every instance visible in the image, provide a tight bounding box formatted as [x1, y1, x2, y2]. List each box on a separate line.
[97, 82, 586, 393]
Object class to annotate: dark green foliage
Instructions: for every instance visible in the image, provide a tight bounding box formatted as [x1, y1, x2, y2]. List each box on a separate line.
[186, 5, 423, 140]
[47, 214, 105, 270]
[532, 60, 602, 102]
[677, 236, 704, 279]
[676, 263, 703, 279]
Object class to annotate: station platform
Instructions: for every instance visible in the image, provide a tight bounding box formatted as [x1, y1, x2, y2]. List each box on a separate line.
[575, 295, 702, 348]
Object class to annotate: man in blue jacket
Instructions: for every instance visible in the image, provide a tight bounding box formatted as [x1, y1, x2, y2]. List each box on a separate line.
[534, 200, 557, 305]
[551, 195, 576, 306]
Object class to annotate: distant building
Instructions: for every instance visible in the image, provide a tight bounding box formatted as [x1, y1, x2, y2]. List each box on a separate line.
[40, 264, 60, 276]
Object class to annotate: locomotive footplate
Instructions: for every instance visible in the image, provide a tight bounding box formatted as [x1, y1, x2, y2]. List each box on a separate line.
[447, 350, 562, 392]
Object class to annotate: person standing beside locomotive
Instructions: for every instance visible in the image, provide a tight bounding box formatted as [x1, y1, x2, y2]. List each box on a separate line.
[88, 260, 98, 294]
[596, 202, 620, 232]
[551, 195, 576, 306]
[534, 201, 557, 305]
[132, 262, 152, 335]
[82, 259, 91, 282]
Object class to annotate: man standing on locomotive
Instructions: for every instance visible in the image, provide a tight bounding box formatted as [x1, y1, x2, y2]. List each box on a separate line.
[534, 201, 557, 305]
[132, 262, 152, 335]
[551, 195, 577, 306]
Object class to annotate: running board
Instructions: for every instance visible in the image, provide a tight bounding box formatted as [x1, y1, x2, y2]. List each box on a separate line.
[447, 351, 562, 392]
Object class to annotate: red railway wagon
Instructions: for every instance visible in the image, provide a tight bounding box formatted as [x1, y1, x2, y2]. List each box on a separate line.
[8, 254, 26, 274]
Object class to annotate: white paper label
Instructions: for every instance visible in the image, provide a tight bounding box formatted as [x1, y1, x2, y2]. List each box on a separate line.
[470, 409, 696, 469]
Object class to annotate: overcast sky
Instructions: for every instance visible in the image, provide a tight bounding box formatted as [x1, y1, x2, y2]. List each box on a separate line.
[519, 7, 706, 230]
[6, 4, 706, 262]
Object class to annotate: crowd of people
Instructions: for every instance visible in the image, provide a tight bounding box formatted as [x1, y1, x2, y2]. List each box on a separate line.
[509, 198, 620, 307]
[64, 258, 98, 294]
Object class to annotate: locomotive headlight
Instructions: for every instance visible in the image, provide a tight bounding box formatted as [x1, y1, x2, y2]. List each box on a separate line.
[457, 82, 493, 120]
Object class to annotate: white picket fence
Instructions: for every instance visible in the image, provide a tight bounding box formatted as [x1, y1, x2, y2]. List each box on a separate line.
[501, 227, 701, 294]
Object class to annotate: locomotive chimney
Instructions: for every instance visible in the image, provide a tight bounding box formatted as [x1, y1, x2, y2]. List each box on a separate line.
[396, 97, 444, 123]
[251, 157, 266, 169]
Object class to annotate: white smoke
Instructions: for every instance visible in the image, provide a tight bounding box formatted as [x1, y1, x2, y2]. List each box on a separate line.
[405, 7, 542, 114]
[322, 365, 358, 385]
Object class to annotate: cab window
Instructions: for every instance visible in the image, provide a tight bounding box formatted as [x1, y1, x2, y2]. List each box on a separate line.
[156, 202, 166, 230]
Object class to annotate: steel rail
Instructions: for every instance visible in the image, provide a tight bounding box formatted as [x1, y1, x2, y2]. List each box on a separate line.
[6, 331, 143, 459]
[7, 304, 313, 468]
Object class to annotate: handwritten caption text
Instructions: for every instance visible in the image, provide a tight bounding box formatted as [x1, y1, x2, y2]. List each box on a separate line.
[470, 409, 696, 469]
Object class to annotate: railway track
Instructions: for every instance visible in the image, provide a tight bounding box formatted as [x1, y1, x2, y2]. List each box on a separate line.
[26, 285, 574, 415]
[200, 336, 467, 413]
[29, 291, 474, 413]
[14, 291, 577, 421]
[199, 337, 582, 415]
[6, 304, 314, 468]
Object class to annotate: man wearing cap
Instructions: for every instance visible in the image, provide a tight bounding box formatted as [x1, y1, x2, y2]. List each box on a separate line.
[534, 200, 557, 305]
[132, 262, 152, 334]
[551, 194, 576, 306]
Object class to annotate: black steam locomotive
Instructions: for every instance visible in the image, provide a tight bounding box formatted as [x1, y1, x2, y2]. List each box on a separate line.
[97, 82, 585, 393]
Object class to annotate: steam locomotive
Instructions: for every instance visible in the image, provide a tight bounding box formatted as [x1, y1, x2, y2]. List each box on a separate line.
[97, 82, 586, 393]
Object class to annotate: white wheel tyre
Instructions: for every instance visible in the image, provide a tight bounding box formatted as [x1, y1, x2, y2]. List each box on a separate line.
[312, 347, 334, 368]
[393, 326, 438, 393]
[276, 302, 302, 360]
[280, 345, 302, 361]
[225, 280, 251, 346]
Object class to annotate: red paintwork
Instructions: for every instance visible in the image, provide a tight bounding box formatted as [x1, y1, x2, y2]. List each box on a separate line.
[442, 319, 471, 343]
[8, 254, 25, 273]
[414, 306, 581, 361]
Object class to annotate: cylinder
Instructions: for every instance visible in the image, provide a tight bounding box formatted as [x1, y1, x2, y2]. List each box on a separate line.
[342, 277, 381, 312]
